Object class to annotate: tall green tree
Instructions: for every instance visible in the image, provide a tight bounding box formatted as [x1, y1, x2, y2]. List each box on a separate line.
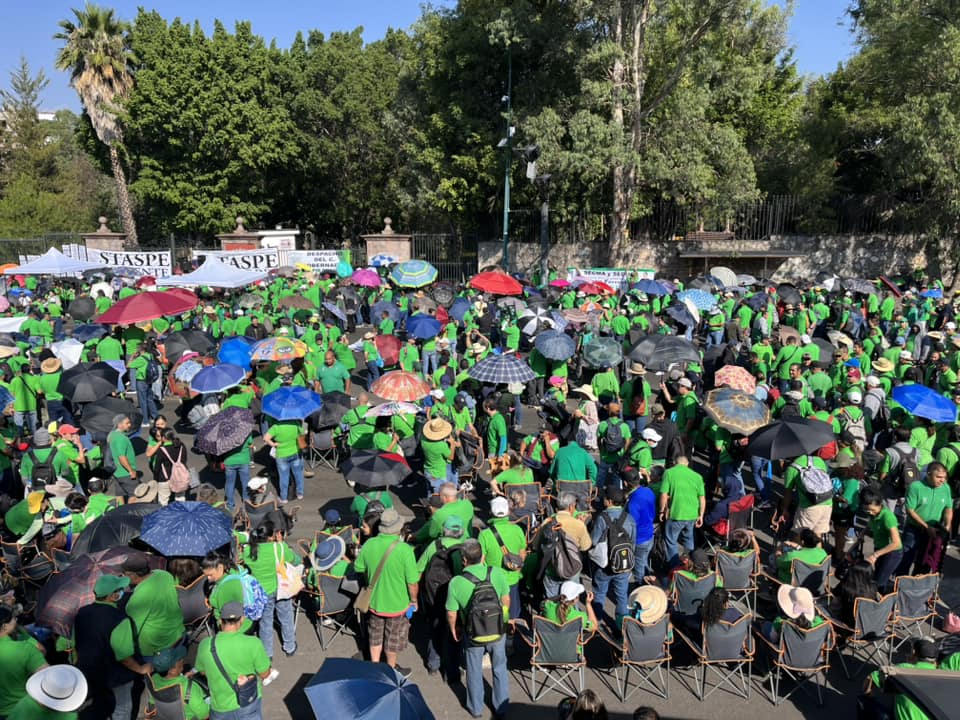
[55, 3, 138, 243]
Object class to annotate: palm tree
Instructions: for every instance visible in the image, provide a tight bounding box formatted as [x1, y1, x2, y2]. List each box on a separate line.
[55, 3, 138, 244]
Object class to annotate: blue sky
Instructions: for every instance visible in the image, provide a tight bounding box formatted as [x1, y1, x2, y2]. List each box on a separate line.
[4, 1, 854, 111]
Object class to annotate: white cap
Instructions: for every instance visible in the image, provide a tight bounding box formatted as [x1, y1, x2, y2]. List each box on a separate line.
[248, 476, 269, 491]
[430, 389, 445, 399]
[846, 389, 862, 404]
[866, 375, 880, 387]
[900, 351, 913, 361]
[678, 377, 693, 389]
[642, 428, 662, 443]
[236, 309, 244, 316]
[948, 322, 957, 331]
[490, 496, 509, 518]
[800, 334, 811, 345]
[559, 581, 585, 601]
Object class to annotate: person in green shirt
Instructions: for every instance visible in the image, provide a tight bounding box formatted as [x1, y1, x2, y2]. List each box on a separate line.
[107, 415, 138, 497]
[10, 368, 40, 436]
[478, 496, 528, 616]
[223, 434, 252, 511]
[51, 425, 84, 486]
[0, 604, 48, 717]
[415, 483, 476, 543]
[859, 487, 903, 591]
[193, 602, 272, 717]
[263, 421, 305, 503]
[315, 351, 351, 394]
[658, 458, 706, 566]
[483, 398, 508, 462]
[19, 429, 71, 490]
[148, 646, 210, 720]
[596, 405, 631, 487]
[240, 520, 300, 659]
[591, 367, 620, 406]
[38, 358, 71, 426]
[541, 580, 597, 636]
[863, 637, 939, 720]
[7, 664, 87, 720]
[773, 527, 828, 583]
[201, 555, 252, 634]
[421, 418, 456, 493]
[361, 331, 381, 390]
[775, 454, 833, 538]
[899, 462, 953, 576]
[111, 554, 185, 662]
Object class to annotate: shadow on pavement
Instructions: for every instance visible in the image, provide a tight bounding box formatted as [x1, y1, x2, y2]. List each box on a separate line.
[283, 672, 316, 718]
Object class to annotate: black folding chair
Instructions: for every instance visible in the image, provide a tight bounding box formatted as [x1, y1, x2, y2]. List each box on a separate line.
[716, 549, 759, 614]
[599, 615, 672, 701]
[891, 573, 939, 651]
[145, 673, 200, 720]
[308, 429, 339, 471]
[675, 614, 754, 701]
[555, 480, 595, 512]
[300, 572, 357, 651]
[242, 499, 277, 532]
[671, 572, 719, 618]
[755, 619, 834, 706]
[516, 616, 593, 701]
[177, 576, 213, 644]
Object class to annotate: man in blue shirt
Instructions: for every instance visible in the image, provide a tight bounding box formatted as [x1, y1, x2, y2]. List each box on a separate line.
[624, 469, 657, 585]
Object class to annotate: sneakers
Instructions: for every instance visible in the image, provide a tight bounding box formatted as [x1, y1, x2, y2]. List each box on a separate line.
[757, 500, 775, 511]
[283, 644, 297, 657]
[278, 498, 288, 505]
[263, 669, 280, 686]
[296, 495, 304, 501]
[303, 470, 315, 478]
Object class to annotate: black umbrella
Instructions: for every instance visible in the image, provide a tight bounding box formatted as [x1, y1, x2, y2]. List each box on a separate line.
[164, 330, 216, 361]
[812, 338, 835, 367]
[341, 451, 411, 488]
[666, 304, 697, 328]
[748, 417, 836, 460]
[745, 293, 769, 312]
[627, 335, 659, 363]
[194, 407, 255, 456]
[69, 503, 160, 556]
[59, 362, 121, 403]
[309, 391, 352, 430]
[884, 667, 958, 720]
[431, 285, 456, 308]
[67, 297, 96, 321]
[72, 324, 109, 343]
[77, 397, 142, 435]
[630, 335, 700, 371]
[843, 277, 878, 295]
[777, 283, 802, 306]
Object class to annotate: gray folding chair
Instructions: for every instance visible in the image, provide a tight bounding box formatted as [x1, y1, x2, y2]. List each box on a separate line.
[891, 574, 939, 651]
[671, 572, 718, 618]
[599, 615, 672, 701]
[831, 593, 896, 679]
[790, 556, 832, 598]
[556, 480, 595, 512]
[0, 541, 23, 578]
[676, 614, 754, 701]
[755, 619, 833, 706]
[309, 429, 339, 471]
[303, 572, 357, 651]
[146, 674, 191, 720]
[20, 552, 55, 583]
[517, 616, 593, 701]
[242, 499, 277, 532]
[716, 550, 758, 613]
[507, 482, 545, 518]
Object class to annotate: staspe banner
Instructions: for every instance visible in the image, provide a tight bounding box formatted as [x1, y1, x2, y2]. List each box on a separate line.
[87, 248, 174, 277]
[193, 249, 280, 271]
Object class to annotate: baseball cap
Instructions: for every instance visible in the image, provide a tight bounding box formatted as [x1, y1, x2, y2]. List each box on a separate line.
[152, 645, 187, 674]
[559, 581, 585, 601]
[846, 389, 862, 404]
[93, 574, 130, 598]
[220, 602, 245, 622]
[121, 552, 150, 574]
[248, 476, 269, 491]
[32, 429, 51, 447]
[490, 496, 509, 518]
[442, 515, 465, 534]
[323, 509, 342, 525]
[57, 424, 80, 435]
[678, 377, 693, 389]
[642, 428, 662, 443]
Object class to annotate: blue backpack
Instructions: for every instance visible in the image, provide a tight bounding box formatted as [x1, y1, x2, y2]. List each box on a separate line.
[222, 570, 268, 621]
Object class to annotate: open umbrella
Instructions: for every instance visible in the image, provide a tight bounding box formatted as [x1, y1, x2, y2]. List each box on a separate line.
[390, 260, 438, 288]
[634, 279, 671, 296]
[468, 354, 537, 384]
[562, 309, 590, 324]
[448, 297, 472, 322]
[238, 293, 263, 309]
[709, 266, 738, 288]
[305, 658, 435, 720]
[666, 304, 697, 329]
[779, 325, 801, 345]
[69, 504, 160, 556]
[497, 296, 526, 313]
[430, 285, 456, 308]
[370, 253, 398, 267]
[59, 362, 121, 403]
[341, 451, 412, 488]
[745, 293, 769, 312]
[365, 402, 421, 418]
[278, 295, 315, 311]
[714, 365, 757, 394]
[321, 301, 347, 324]
[308, 391, 353, 430]
[843, 278, 878, 295]
[469, 271, 523, 296]
[704, 388, 771, 435]
[351, 268, 381, 288]
[76, 397, 142, 435]
[173, 359, 204, 384]
[370, 301, 399, 322]
[406, 314, 441, 340]
[194, 407, 255, 456]
[140, 502, 233, 557]
[374, 335, 401, 367]
[217, 337, 255, 367]
[163, 330, 216, 361]
[410, 294, 437, 313]
[371, 371, 431, 402]
[748, 417, 836, 460]
[892, 385, 957, 422]
[72, 324, 109, 343]
[676, 289, 717, 311]
[920, 288, 943, 299]
[519, 306, 554, 336]
[190, 363, 246, 394]
[96, 290, 199, 325]
[51, 339, 84, 371]
[882, 666, 958, 720]
[583, 337, 624, 368]
[250, 337, 308, 362]
[263, 386, 323, 420]
[776, 283, 802, 306]
[89, 281, 113, 299]
[633, 335, 700, 371]
[67, 296, 96, 321]
[827, 330, 854, 349]
[736, 274, 758, 287]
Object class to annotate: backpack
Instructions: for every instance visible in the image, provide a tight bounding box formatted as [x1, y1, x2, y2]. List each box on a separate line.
[146, 357, 161, 385]
[792, 461, 834, 504]
[161, 446, 191, 494]
[603, 510, 635, 574]
[28, 449, 58, 487]
[838, 407, 867, 446]
[779, 400, 802, 419]
[221, 570, 268, 621]
[890, 446, 920, 491]
[464, 568, 505, 644]
[538, 519, 583, 580]
[869, 391, 891, 432]
[421, 539, 460, 608]
[601, 419, 626, 455]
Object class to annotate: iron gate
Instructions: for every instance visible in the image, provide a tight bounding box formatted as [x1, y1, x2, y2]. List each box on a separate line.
[411, 233, 478, 283]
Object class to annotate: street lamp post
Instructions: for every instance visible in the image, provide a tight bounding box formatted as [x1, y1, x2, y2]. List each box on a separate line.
[501, 52, 513, 272]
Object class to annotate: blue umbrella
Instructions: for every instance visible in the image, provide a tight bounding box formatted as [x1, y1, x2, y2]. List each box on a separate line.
[677, 289, 717, 311]
[389, 260, 438, 288]
[634, 279, 671, 296]
[217, 337, 255, 367]
[0, 386, 13, 410]
[666, 303, 697, 328]
[139, 502, 233, 557]
[371, 301, 399, 322]
[304, 658, 435, 720]
[921, 288, 943, 299]
[534, 330, 576, 361]
[72, 324, 109, 343]
[323, 301, 347, 323]
[406, 314, 441, 340]
[448, 297, 472, 322]
[262, 386, 323, 420]
[892, 384, 957, 422]
[467, 354, 536, 384]
[336, 260, 353, 278]
[370, 253, 398, 268]
[189, 363, 246, 394]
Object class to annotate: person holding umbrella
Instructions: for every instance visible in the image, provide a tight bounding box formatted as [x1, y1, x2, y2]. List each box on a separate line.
[127, 344, 159, 429]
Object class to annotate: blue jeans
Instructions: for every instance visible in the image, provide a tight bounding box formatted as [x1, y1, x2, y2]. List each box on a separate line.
[664, 519, 697, 567]
[111, 680, 133, 720]
[427, 610, 459, 675]
[708, 330, 724, 347]
[463, 636, 509, 718]
[597, 460, 616, 490]
[259, 593, 296, 659]
[136, 380, 157, 425]
[224, 463, 250, 510]
[46, 399, 73, 426]
[750, 456, 772, 502]
[633, 538, 655, 584]
[425, 471, 446, 495]
[423, 350, 439, 377]
[591, 566, 631, 625]
[625, 415, 649, 435]
[211, 698, 262, 720]
[14, 411, 37, 436]
[366, 360, 381, 390]
[718, 461, 744, 497]
[275, 453, 304, 501]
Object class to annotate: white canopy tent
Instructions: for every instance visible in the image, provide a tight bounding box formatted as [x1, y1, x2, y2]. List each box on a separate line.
[4, 247, 106, 276]
[156, 257, 269, 289]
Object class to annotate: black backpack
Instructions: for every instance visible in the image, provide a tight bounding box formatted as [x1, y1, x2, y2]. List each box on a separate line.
[537, 519, 583, 580]
[869, 391, 891, 432]
[146, 357, 161, 385]
[603, 510, 634, 574]
[464, 568, 504, 643]
[891, 447, 920, 491]
[421, 539, 460, 607]
[28, 449, 57, 487]
[601, 420, 627, 455]
[780, 399, 802, 419]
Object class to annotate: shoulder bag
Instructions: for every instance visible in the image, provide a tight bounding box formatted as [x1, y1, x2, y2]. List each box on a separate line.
[354, 539, 400, 614]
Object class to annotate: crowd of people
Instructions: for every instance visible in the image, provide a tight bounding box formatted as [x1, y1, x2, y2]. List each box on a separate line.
[0, 262, 958, 720]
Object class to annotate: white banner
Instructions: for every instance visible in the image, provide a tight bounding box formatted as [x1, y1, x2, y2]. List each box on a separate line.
[566, 267, 656, 291]
[193, 249, 280, 271]
[286, 249, 341, 272]
[87, 249, 173, 277]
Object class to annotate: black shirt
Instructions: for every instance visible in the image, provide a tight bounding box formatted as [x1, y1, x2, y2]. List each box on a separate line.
[73, 600, 137, 688]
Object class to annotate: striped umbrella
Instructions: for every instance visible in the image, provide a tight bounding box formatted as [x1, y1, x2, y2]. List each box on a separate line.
[704, 388, 771, 435]
[371, 370, 432, 402]
[390, 260, 438, 288]
[250, 337, 308, 362]
[467, 354, 536, 384]
[714, 365, 757, 394]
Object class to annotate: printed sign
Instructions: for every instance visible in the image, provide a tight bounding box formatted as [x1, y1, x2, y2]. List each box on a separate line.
[287, 250, 341, 272]
[193, 249, 280, 271]
[566, 267, 655, 291]
[85, 249, 174, 277]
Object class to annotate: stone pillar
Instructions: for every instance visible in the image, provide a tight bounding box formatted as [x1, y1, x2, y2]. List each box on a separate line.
[216, 217, 260, 251]
[360, 217, 412, 266]
[82, 216, 127, 252]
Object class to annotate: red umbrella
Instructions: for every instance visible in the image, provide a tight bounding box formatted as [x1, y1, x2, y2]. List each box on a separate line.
[577, 282, 603, 295]
[374, 335, 401, 367]
[714, 365, 757, 394]
[371, 370, 431, 402]
[435, 307, 450, 324]
[96, 289, 199, 325]
[469, 271, 523, 296]
[135, 275, 157, 288]
[593, 281, 616, 295]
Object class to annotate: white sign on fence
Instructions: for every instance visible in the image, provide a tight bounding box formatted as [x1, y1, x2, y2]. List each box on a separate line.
[566, 267, 656, 291]
[87, 249, 174, 277]
[193, 249, 280, 271]
[286, 250, 341, 272]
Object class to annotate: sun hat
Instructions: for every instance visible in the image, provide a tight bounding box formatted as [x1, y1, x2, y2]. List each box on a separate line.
[468, 343, 486, 356]
[363, 331, 376, 340]
[572, 384, 597, 402]
[642, 428, 662, 443]
[26, 665, 88, 712]
[40, 358, 62, 374]
[627, 361, 646, 375]
[777, 584, 816, 623]
[313, 535, 347, 571]
[559, 581, 585, 602]
[872, 358, 894, 373]
[829, 453, 857, 469]
[378, 507, 405, 534]
[248, 476, 269, 491]
[93, 574, 130, 598]
[131, 481, 158, 504]
[678, 377, 693, 389]
[422, 418, 452, 442]
[846, 389, 862, 404]
[44, 478, 74, 498]
[900, 350, 913, 361]
[490, 496, 509, 517]
[627, 585, 668, 624]
[152, 645, 187, 674]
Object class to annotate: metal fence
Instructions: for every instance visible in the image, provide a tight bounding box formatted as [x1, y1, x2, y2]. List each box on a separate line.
[0, 234, 81, 263]
[410, 233, 479, 282]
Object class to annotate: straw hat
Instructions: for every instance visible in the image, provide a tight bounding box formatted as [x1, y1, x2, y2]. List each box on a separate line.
[777, 584, 816, 623]
[0, 346, 20, 358]
[572, 384, 597, 402]
[26, 665, 88, 713]
[627, 585, 668, 624]
[627, 361, 646, 376]
[40, 358, 62, 374]
[422, 417, 452, 442]
[131, 481, 158, 504]
[468, 343, 486, 356]
[872, 358, 894, 373]
[363, 331, 377, 340]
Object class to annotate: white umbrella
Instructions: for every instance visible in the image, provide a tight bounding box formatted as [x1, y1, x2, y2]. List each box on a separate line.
[90, 281, 113, 299]
[682, 297, 701, 325]
[51, 339, 84, 370]
[710, 266, 738, 288]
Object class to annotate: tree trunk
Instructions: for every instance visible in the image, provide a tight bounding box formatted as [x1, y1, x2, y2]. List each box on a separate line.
[609, 2, 631, 263]
[109, 144, 138, 246]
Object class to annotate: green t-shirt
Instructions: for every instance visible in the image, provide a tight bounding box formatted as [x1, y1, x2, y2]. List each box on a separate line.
[267, 422, 303, 459]
[445, 563, 510, 641]
[315, 362, 350, 393]
[96, 336, 123, 362]
[151, 675, 210, 720]
[194, 631, 270, 713]
[7, 695, 76, 720]
[37, 371, 63, 401]
[478, 518, 527, 586]
[223, 436, 253, 467]
[659, 465, 705, 521]
[542, 599, 593, 631]
[784, 456, 832, 509]
[353, 534, 419, 614]
[421, 438, 451, 479]
[0, 635, 47, 714]
[127, 354, 149, 382]
[905, 479, 953, 527]
[486, 412, 508, 456]
[207, 571, 252, 634]
[108, 430, 136, 478]
[776, 546, 828, 583]
[241, 541, 299, 595]
[870, 506, 901, 552]
[415, 498, 476, 543]
[10, 374, 39, 413]
[110, 570, 186, 658]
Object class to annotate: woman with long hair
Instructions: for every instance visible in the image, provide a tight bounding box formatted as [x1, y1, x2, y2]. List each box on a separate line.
[152, 427, 189, 505]
[201, 551, 251, 633]
[241, 519, 301, 660]
[836, 559, 880, 627]
[700, 587, 743, 627]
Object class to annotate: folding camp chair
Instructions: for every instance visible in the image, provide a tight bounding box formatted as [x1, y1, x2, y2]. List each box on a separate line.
[241, 499, 277, 532]
[762, 556, 832, 599]
[675, 614, 754, 701]
[599, 615, 672, 701]
[555, 480, 596, 512]
[300, 572, 357, 651]
[177, 576, 213, 644]
[825, 593, 896, 679]
[716, 549, 759, 614]
[516, 616, 593, 701]
[145, 673, 193, 720]
[50, 548, 73, 572]
[505, 482, 546, 519]
[755, 619, 834, 706]
[705, 495, 755, 551]
[0, 540, 23, 579]
[671, 572, 719, 618]
[20, 552, 55, 584]
[308, 429, 339, 471]
[891, 574, 940, 651]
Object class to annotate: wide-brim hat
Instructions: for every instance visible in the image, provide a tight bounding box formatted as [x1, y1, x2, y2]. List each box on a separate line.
[378, 507, 405, 534]
[313, 535, 347, 571]
[627, 585, 668, 624]
[872, 358, 894, 373]
[627, 361, 646, 375]
[777, 584, 815, 623]
[40, 358, 62, 373]
[26, 665, 88, 713]
[44, 477, 74, 498]
[363, 331, 377, 340]
[422, 417, 452, 442]
[132, 481, 158, 503]
[572, 384, 597, 402]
